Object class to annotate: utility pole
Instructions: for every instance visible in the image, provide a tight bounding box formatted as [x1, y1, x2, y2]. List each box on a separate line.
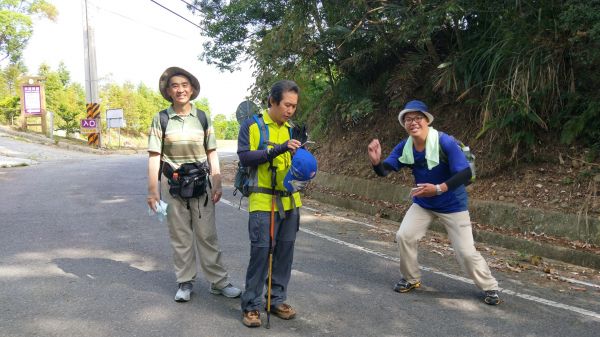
[82, 0, 101, 147]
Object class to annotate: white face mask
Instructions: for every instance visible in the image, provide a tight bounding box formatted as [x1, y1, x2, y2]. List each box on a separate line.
[148, 200, 168, 222]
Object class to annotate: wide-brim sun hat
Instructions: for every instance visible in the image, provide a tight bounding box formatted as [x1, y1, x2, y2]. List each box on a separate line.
[159, 66, 200, 102]
[283, 148, 318, 192]
[398, 100, 434, 125]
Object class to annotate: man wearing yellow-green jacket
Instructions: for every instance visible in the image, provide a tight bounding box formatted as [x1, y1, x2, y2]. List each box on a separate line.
[237, 80, 304, 327]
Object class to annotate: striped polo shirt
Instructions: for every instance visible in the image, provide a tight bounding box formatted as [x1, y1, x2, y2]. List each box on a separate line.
[148, 105, 216, 169]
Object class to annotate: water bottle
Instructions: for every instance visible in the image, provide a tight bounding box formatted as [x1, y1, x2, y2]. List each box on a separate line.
[463, 146, 471, 159]
[462, 146, 476, 179]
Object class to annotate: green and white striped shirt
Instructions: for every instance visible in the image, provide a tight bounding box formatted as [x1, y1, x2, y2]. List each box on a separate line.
[147, 105, 217, 169]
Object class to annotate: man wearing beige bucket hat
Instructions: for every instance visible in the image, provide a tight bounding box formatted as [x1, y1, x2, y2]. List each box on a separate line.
[147, 67, 241, 302]
[367, 100, 501, 305]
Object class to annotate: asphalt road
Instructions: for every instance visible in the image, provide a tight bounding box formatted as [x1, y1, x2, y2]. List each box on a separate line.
[0, 133, 599, 337]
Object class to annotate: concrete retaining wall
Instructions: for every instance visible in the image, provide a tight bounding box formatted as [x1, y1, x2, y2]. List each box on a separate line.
[313, 171, 599, 245]
[309, 172, 600, 269]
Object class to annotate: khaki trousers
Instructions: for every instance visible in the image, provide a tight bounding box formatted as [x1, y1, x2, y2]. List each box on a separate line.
[162, 176, 229, 287]
[396, 203, 498, 291]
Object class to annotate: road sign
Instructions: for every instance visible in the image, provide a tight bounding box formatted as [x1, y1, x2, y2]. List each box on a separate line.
[86, 103, 101, 146]
[81, 119, 97, 128]
[106, 108, 125, 128]
[22, 85, 42, 115]
[80, 118, 98, 134]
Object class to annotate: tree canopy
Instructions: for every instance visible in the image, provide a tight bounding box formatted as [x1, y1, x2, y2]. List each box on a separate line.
[0, 63, 227, 139]
[0, 0, 57, 64]
[190, 0, 600, 159]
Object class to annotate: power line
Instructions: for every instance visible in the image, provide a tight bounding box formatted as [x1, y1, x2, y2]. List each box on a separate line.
[178, 0, 202, 12]
[88, 0, 189, 40]
[149, 0, 204, 31]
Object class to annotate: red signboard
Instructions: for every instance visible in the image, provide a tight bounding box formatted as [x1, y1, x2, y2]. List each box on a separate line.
[23, 85, 42, 115]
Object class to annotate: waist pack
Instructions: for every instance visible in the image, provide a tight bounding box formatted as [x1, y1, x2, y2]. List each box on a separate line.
[163, 161, 210, 201]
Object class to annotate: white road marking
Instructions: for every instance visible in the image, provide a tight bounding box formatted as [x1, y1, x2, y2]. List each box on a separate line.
[220, 198, 243, 210]
[305, 204, 600, 290]
[553, 275, 600, 289]
[221, 198, 600, 320]
[301, 228, 600, 320]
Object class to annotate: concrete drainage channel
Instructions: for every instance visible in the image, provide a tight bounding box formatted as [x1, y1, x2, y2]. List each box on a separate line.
[307, 171, 600, 270]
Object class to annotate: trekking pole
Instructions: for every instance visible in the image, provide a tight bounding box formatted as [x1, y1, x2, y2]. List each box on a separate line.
[265, 164, 276, 329]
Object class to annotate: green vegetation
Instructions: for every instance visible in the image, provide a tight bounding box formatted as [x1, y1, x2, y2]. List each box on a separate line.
[212, 114, 239, 140]
[0, 0, 238, 142]
[100, 81, 165, 133]
[0, 0, 57, 64]
[190, 0, 600, 160]
[0, 59, 237, 141]
[4, 0, 600, 155]
[0, 0, 56, 123]
[38, 62, 85, 137]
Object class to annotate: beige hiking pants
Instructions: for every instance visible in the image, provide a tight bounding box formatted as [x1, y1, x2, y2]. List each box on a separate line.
[396, 203, 498, 291]
[161, 176, 229, 287]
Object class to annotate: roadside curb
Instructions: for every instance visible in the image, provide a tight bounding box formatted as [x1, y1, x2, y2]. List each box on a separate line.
[0, 125, 139, 155]
[312, 172, 599, 244]
[308, 173, 600, 270]
[0, 155, 37, 168]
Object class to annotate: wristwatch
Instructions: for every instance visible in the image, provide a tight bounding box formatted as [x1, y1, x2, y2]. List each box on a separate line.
[435, 184, 443, 195]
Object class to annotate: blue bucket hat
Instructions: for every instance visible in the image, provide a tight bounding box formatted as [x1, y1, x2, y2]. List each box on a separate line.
[283, 149, 318, 192]
[398, 100, 434, 125]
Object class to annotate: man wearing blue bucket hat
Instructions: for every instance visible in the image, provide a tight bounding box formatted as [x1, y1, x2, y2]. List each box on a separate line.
[237, 80, 317, 327]
[367, 100, 501, 305]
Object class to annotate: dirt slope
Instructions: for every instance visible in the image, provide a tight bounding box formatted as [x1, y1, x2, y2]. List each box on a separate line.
[310, 105, 599, 220]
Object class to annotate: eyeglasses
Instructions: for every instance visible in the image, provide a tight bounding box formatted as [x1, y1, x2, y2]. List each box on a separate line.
[404, 115, 425, 124]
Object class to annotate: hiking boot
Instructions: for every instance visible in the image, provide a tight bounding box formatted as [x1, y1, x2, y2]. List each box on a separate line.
[174, 281, 193, 302]
[393, 279, 421, 293]
[267, 303, 296, 320]
[484, 290, 501, 305]
[210, 283, 241, 298]
[242, 310, 261, 327]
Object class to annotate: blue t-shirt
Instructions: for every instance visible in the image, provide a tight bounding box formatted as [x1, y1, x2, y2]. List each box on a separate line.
[383, 132, 470, 213]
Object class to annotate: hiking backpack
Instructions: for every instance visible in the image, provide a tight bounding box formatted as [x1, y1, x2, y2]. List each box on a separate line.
[440, 134, 476, 185]
[403, 133, 476, 185]
[233, 114, 293, 198]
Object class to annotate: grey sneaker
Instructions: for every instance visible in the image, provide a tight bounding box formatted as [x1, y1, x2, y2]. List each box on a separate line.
[210, 283, 241, 298]
[174, 282, 193, 302]
[484, 290, 501, 305]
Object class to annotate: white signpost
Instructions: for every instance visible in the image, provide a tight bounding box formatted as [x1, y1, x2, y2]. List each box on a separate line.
[106, 108, 125, 148]
[106, 108, 125, 128]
